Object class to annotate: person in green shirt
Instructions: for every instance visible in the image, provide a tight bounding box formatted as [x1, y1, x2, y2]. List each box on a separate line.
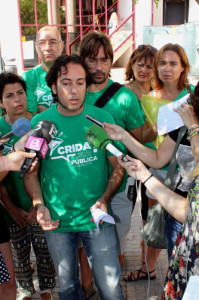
[104, 43, 195, 283]
[24, 54, 125, 300]
[22, 26, 64, 113]
[79, 31, 145, 271]
[0, 72, 55, 300]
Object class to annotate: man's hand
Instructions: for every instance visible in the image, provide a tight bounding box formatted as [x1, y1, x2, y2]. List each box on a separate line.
[36, 204, 60, 231]
[27, 206, 37, 223]
[3, 151, 37, 171]
[90, 198, 108, 225]
[9, 207, 31, 227]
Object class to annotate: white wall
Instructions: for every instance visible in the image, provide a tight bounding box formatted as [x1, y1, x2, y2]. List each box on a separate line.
[153, 0, 163, 26]
[134, 0, 152, 46]
[188, 0, 199, 22]
[0, 0, 23, 74]
[118, 0, 132, 28]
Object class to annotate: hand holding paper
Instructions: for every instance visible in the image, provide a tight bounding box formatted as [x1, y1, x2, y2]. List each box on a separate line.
[157, 94, 190, 135]
[90, 207, 115, 232]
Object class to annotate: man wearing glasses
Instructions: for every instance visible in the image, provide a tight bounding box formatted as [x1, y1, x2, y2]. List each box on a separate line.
[22, 26, 64, 113]
[79, 31, 145, 277]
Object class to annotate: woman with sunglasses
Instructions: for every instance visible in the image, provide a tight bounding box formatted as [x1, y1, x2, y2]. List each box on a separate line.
[122, 43, 195, 282]
[125, 44, 158, 264]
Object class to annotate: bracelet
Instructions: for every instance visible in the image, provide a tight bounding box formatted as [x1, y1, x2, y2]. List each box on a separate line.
[0, 156, 6, 171]
[143, 174, 153, 185]
[187, 125, 199, 135]
[190, 131, 199, 139]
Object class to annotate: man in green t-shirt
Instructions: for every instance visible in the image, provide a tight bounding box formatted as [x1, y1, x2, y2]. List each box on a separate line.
[22, 26, 64, 113]
[24, 55, 124, 300]
[79, 31, 145, 267]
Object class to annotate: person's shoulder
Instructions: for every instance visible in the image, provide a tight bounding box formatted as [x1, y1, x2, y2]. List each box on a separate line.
[22, 65, 41, 78]
[31, 107, 54, 125]
[190, 84, 195, 92]
[0, 116, 6, 127]
[85, 104, 115, 123]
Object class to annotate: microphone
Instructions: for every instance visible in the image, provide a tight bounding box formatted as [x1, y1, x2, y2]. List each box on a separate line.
[19, 120, 56, 179]
[0, 118, 31, 140]
[85, 125, 129, 162]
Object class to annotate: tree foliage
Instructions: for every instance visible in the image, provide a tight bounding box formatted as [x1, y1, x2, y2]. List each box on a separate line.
[19, 0, 65, 36]
[132, 0, 160, 8]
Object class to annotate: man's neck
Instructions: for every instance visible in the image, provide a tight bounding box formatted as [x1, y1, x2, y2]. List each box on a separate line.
[41, 60, 53, 72]
[87, 78, 109, 92]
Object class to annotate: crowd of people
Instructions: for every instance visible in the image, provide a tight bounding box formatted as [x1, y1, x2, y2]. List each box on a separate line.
[0, 25, 199, 300]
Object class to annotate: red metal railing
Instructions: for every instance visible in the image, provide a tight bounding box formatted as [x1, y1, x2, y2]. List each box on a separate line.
[17, 0, 153, 70]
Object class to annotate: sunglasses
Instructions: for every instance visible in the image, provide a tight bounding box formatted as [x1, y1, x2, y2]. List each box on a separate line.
[137, 45, 157, 53]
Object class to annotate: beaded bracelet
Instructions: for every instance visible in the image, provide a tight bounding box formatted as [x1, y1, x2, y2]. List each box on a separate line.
[143, 174, 153, 185]
[189, 131, 199, 139]
[187, 125, 199, 136]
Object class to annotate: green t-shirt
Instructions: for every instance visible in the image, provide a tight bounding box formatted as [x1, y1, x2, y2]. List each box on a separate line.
[85, 79, 145, 191]
[85, 79, 145, 131]
[22, 65, 55, 113]
[31, 104, 124, 232]
[0, 116, 33, 224]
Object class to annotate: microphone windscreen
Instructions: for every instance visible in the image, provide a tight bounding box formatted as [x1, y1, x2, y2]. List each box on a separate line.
[85, 125, 112, 150]
[33, 120, 56, 144]
[12, 118, 31, 137]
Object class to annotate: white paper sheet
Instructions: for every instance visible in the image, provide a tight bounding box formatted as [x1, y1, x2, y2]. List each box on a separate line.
[90, 208, 115, 232]
[157, 94, 190, 136]
[182, 275, 199, 300]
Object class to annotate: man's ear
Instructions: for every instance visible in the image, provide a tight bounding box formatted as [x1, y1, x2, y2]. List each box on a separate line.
[51, 84, 57, 95]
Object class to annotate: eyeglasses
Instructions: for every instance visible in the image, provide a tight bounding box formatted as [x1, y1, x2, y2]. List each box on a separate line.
[86, 57, 111, 67]
[36, 40, 62, 48]
[137, 45, 157, 53]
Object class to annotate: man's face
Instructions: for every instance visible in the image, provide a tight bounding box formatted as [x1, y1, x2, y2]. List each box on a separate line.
[85, 46, 112, 84]
[35, 29, 64, 63]
[52, 62, 86, 116]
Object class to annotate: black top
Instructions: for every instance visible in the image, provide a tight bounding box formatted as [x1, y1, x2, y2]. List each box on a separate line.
[169, 128, 189, 146]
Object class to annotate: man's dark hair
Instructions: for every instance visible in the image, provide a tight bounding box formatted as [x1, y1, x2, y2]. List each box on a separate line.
[46, 54, 89, 103]
[0, 72, 26, 101]
[79, 31, 113, 63]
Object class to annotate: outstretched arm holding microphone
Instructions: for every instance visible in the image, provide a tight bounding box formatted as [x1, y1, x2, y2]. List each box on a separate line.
[0, 151, 36, 173]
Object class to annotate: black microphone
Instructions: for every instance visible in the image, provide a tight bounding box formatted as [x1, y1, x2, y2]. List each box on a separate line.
[85, 125, 129, 162]
[19, 120, 56, 179]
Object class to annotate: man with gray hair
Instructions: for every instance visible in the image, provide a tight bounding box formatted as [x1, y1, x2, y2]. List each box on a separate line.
[22, 26, 64, 113]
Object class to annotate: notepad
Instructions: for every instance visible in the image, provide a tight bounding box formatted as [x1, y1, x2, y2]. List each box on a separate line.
[90, 208, 115, 232]
[157, 94, 190, 136]
[182, 275, 199, 300]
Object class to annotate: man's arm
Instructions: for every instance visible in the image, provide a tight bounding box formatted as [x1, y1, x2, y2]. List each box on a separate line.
[91, 155, 125, 214]
[24, 163, 59, 230]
